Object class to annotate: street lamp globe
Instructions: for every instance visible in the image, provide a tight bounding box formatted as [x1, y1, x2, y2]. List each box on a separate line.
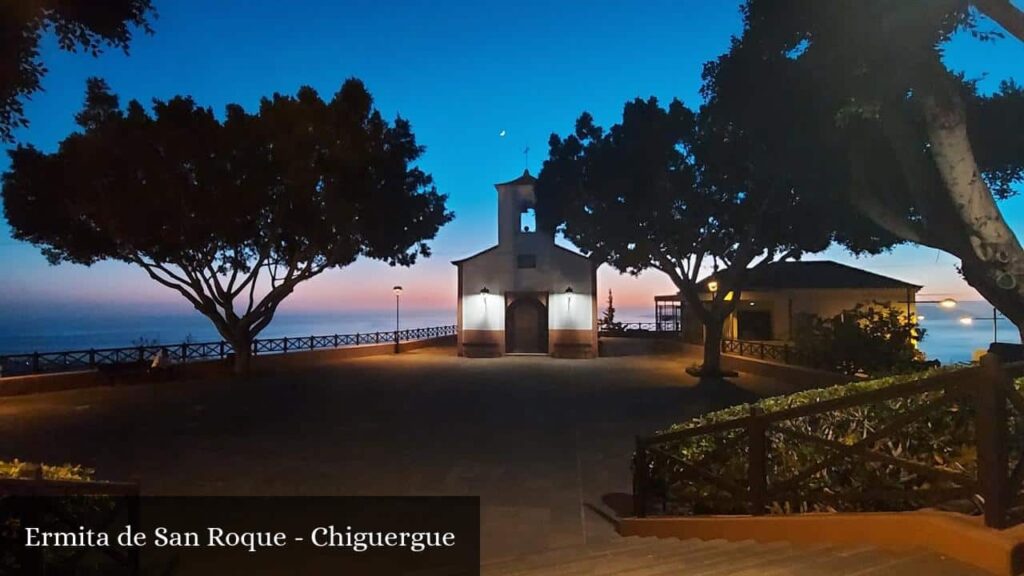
[393, 286, 403, 296]
[939, 298, 957, 309]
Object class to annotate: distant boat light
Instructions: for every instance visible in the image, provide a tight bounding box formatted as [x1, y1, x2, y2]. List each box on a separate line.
[939, 298, 957, 309]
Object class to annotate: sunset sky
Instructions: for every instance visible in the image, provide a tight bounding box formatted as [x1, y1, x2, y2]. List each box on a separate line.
[1, 0, 1022, 318]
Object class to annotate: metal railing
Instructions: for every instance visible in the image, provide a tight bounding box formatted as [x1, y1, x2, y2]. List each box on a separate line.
[0, 325, 456, 377]
[720, 338, 815, 367]
[634, 354, 1024, 529]
[599, 322, 682, 336]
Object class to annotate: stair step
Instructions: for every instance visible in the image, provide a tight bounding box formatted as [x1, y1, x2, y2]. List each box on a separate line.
[723, 544, 868, 576]
[482, 537, 686, 576]
[537, 539, 737, 576]
[775, 546, 913, 576]
[612, 539, 778, 576]
[501, 538, 718, 576]
[482, 536, 990, 576]
[636, 540, 794, 576]
[656, 542, 829, 576]
[850, 551, 985, 576]
[482, 536, 654, 573]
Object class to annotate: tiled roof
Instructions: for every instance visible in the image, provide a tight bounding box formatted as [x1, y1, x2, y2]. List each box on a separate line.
[697, 260, 921, 292]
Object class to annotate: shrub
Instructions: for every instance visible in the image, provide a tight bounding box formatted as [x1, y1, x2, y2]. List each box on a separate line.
[646, 366, 1024, 515]
[0, 459, 93, 481]
[0, 461, 113, 575]
[792, 303, 929, 376]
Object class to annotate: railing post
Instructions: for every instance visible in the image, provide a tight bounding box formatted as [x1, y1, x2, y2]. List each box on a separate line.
[336, 334, 341, 347]
[783, 344, 790, 365]
[747, 406, 768, 516]
[977, 353, 1010, 529]
[89, 348, 96, 368]
[20, 463, 45, 575]
[310, 336, 315, 351]
[217, 341, 223, 359]
[759, 342, 766, 359]
[633, 436, 649, 518]
[32, 352, 40, 373]
[283, 337, 288, 354]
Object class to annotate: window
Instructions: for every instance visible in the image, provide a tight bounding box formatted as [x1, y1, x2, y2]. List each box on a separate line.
[520, 207, 536, 233]
[517, 254, 537, 269]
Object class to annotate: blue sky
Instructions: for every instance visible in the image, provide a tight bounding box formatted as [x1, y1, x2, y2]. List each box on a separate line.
[1, 0, 1022, 316]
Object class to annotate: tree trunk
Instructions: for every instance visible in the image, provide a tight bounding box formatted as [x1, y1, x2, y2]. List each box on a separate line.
[701, 317, 725, 376]
[921, 89, 1024, 335]
[231, 334, 253, 375]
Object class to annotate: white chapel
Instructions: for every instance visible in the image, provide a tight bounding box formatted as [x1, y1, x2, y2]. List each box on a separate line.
[453, 170, 598, 358]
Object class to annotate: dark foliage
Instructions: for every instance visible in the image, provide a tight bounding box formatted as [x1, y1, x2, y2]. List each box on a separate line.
[0, 0, 155, 142]
[718, 0, 1024, 335]
[536, 93, 889, 375]
[2, 78, 453, 372]
[793, 304, 928, 377]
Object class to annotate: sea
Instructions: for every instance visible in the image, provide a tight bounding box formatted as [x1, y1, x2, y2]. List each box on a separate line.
[0, 301, 1014, 365]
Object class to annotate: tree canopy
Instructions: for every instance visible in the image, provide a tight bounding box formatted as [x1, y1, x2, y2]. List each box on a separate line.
[536, 94, 888, 375]
[715, 0, 1024, 335]
[2, 78, 453, 372]
[0, 0, 155, 142]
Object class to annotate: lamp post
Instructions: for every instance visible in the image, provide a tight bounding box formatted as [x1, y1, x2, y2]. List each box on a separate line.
[960, 306, 1009, 343]
[393, 285, 403, 353]
[911, 296, 957, 323]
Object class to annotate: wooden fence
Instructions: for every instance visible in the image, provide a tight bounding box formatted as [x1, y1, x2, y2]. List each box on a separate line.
[634, 354, 1024, 529]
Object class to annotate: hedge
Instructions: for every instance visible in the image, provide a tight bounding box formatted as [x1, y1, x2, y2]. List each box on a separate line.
[0, 459, 93, 481]
[649, 366, 1024, 515]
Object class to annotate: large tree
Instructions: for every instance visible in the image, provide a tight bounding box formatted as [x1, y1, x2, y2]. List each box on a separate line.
[536, 97, 882, 376]
[2, 78, 452, 373]
[720, 0, 1024, 337]
[0, 0, 155, 142]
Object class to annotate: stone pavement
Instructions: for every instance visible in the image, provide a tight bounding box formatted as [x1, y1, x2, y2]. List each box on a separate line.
[0, 344, 790, 560]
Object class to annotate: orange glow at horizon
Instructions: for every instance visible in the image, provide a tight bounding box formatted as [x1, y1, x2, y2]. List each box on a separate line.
[0, 245, 990, 315]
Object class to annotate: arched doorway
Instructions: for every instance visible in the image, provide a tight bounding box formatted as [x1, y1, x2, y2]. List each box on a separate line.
[505, 297, 548, 353]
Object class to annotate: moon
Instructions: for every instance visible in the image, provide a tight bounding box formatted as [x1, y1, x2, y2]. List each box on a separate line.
[499, 130, 507, 137]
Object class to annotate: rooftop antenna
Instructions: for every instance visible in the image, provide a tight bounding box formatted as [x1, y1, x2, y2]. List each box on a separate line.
[523, 146, 530, 171]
